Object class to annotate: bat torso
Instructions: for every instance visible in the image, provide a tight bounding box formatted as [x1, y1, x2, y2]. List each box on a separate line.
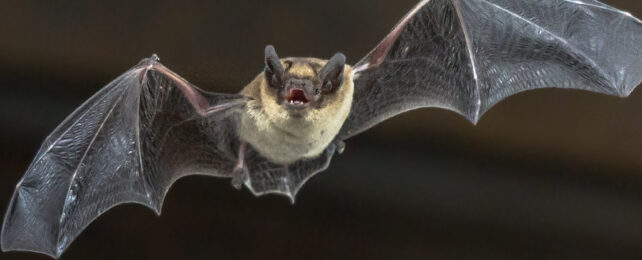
[238, 58, 354, 164]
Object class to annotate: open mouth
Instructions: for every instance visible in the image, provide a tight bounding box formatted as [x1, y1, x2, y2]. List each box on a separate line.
[286, 88, 309, 105]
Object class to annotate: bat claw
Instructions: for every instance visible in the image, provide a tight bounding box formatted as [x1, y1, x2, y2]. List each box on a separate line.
[231, 166, 248, 190]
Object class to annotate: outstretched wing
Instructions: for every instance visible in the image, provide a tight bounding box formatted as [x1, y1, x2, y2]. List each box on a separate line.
[339, 0, 642, 139]
[0, 56, 246, 258]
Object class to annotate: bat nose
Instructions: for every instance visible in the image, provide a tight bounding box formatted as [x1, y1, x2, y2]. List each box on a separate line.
[285, 79, 307, 90]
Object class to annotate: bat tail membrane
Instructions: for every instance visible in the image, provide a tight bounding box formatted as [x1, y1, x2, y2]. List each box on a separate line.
[343, 0, 642, 139]
[242, 142, 338, 203]
[0, 56, 246, 258]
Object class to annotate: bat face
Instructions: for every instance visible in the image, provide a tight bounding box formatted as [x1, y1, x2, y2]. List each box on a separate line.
[270, 59, 325, 116]
[238, 45, 354, 164]
[263, 46, 346, 118]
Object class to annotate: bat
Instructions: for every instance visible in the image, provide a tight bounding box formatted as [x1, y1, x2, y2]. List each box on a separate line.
[2, 0, 641, 258]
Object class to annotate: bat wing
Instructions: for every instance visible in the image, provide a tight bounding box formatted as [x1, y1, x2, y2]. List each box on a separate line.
[339, 0, 642, 139]
[1, 55, 336, 257]
[0, 56, 251, 258]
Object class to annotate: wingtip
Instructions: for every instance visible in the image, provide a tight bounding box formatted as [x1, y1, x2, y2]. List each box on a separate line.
[54, 246, 64, 259]
[288, 194, 297, 205]
[463, 111, 481, 126]
[620, 83, 639, 98]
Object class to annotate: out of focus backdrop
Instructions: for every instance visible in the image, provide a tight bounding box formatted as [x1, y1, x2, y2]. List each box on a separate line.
[1, 0, 642, 259]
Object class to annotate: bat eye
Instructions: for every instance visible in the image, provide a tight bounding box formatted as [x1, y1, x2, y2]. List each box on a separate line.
[315, 88, 320, 95]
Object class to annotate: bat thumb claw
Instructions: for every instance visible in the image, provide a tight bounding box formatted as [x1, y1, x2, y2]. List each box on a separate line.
[138, 54, 161, 66]
[149, 53, 160, 62]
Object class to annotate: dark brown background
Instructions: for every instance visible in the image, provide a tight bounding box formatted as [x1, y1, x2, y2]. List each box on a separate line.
[1, 0, 642, 259]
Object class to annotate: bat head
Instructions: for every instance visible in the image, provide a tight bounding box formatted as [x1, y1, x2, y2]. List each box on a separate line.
[263, 45, 347, 117]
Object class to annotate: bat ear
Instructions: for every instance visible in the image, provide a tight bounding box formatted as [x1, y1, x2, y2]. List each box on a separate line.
[320, 53, 346, 93]
[264, 45, 284, 88]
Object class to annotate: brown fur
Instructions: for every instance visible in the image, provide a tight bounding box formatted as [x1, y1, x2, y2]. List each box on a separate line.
[239, 58, 354, 164]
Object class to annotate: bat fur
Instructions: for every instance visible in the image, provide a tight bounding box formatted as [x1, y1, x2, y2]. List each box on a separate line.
[239, 57, 354, 164]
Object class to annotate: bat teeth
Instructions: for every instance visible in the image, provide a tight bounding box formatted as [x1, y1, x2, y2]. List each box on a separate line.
[287, 100, 306, 105]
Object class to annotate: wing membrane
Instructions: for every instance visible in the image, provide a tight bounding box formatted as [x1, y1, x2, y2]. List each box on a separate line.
[2, 56, 339, 258]
[341, 0, 642, 139]
[1, 57, 245, 258]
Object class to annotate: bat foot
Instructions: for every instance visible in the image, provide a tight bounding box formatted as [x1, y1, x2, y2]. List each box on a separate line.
[231, 166, 248, 190]
[335, 140, 346, 154]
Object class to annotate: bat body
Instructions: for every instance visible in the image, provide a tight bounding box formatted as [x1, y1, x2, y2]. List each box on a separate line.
[2, 0, 641, 258]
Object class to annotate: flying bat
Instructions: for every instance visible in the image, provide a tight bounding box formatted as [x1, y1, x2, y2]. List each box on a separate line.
[2, 0, 641, 258]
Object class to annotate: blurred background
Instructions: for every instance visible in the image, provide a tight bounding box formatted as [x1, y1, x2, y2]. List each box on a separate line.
[1, 0, 642, 259]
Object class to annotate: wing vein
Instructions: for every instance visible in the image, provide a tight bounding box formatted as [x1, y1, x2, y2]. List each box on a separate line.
[135, 69, 149, 205]
[562, 0, 642, 24]
[56, 81, 131, 248]
[452, 0, 482, 122]
[482, 0, 616, 91]
[36, 77, 125, 166]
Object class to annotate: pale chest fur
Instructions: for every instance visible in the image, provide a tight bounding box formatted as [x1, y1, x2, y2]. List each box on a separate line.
[238, 71, 354, 165]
